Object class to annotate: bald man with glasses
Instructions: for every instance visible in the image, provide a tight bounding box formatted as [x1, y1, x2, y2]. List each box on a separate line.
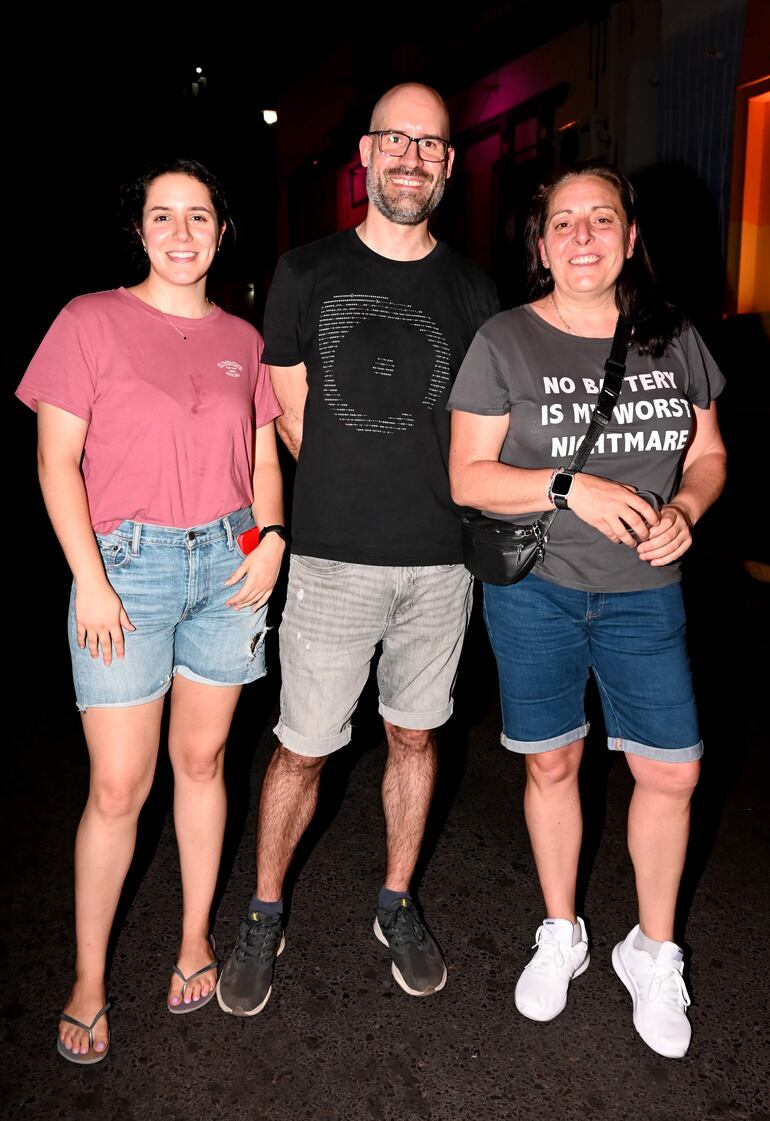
[217, 83, 498, 1019]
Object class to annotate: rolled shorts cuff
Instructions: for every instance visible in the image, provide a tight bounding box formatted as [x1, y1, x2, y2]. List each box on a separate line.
[500, 722, 589, 755]
[274, 719, 352, 758]
[175, 663, 267, 688]
[608, 736, 704, 762]
[378, 699, 453, 730]
[75, 676, 172, 714]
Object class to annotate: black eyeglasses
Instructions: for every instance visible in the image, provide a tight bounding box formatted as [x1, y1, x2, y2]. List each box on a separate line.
[368, 130, 451, 162]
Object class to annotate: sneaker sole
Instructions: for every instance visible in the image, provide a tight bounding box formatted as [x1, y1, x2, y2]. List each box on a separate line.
[514, 952, 590, 1022]
[611, 942, 688, 1059]
[215, 933, 285, 1017]
[373, 917, 447, 998]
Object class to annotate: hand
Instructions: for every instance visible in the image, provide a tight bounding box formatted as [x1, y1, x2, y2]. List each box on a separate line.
[568, 474, 661, 547]
[636, 503, 693, 566]
[75, 581, 135, 665]
[224, 535, 285, 610]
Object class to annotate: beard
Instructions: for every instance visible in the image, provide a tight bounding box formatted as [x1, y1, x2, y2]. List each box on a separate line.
[366, 162, 447, 225]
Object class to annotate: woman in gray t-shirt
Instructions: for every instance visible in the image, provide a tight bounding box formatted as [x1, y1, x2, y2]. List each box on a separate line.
[448, 160, 726, 1060]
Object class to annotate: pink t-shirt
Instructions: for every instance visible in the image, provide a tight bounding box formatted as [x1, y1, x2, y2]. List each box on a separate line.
[16, 288, 282, 533]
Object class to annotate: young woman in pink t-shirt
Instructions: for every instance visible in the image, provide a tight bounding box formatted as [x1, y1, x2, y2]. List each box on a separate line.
[17, 159, 286, 1063]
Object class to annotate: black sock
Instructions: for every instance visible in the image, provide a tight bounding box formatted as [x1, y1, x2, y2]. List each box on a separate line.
[248, 894, 283, 919]
[378, 886, 412, 910]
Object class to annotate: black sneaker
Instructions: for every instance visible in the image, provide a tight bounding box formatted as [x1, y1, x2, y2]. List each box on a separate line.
[216, 911, 285, 1016]
[374, 897, 447, 997]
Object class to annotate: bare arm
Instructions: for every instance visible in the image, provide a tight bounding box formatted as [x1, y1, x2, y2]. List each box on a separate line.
[269, 362, 308, 460]
[37, 402, 134, 663]
[637, 401, 727, 566]
[224, 420, 286, 610]
[449, 409, 659, 547]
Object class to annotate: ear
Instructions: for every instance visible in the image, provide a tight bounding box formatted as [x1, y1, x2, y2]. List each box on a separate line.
[218, 221, 227, 249]
[626, 221, 637, 259]
[538, 236, 549, 269]
[445, 145, 455, 181]
[359, 134, 373, 169]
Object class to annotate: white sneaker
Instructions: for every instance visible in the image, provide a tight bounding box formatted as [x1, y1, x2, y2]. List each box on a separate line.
[514, 916, 590, 1021]
[612, 925, 692, 1058]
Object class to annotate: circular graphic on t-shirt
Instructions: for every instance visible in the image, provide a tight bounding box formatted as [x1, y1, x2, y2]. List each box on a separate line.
[318, 294, 451, 434]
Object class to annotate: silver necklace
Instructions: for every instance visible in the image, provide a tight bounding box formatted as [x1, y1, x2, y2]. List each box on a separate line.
[142, 285, 212, 341]
[550, 292, 573, 334]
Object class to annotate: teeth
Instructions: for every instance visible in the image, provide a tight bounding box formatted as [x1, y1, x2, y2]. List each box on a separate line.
[570, 255, 599, 264]
[169, 252, 195, 259]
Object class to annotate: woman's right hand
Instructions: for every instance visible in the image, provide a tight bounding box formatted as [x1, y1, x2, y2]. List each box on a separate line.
[75, 580, 135, 665]
[567, 473, 661, 546]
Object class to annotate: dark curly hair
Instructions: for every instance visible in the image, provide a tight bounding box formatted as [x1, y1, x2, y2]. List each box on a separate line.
[119, 158, 232, 263]
[524, 159, 682, 356]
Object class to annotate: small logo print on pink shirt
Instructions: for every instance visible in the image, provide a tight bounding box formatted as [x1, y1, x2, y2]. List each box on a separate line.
[218, 360, 243, 378]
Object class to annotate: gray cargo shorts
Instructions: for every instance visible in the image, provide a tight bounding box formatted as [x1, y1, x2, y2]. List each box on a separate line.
[274, 555, 474, 757]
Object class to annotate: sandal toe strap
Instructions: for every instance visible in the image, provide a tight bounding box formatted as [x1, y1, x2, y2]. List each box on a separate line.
[171, 959, 218, 998]
[59, 1002, 111, 1046]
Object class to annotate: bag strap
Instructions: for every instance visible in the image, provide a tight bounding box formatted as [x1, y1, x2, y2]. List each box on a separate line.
[566, 315, 632, 473]
[536, 315, 632, 533]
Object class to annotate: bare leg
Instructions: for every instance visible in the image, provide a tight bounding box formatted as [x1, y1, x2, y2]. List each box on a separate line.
[255, 746, 326, 902]
[60, 698, 165, 1056]
[523, 739, 584, 921]
[625, 755, 700, 941]
[381, 722, 438, 892]
[166, 675, 242, 1007]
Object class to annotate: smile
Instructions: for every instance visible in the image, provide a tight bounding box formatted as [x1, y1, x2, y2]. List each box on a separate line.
[167, 252, 197, 261]
[568, 254, 601, 265]
[388, 174, 428, 189]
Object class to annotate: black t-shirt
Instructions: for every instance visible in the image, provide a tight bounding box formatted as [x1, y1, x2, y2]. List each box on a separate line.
[263, 229, 499, 564]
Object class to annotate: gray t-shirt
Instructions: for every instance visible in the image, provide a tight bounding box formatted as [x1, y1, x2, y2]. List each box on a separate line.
[448, 305, 726, 592]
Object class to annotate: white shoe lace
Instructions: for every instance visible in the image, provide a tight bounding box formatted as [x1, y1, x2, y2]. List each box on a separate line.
[528, 925, 569, 971]
[647, 964, 691, 1010]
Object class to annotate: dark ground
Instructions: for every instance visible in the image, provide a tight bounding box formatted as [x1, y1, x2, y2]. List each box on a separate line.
[2, 548, 768, 1121]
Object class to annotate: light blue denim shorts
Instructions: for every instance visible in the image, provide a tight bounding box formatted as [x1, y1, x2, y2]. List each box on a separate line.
[275, 556, 474, 756]
[68, 508, 269, 711]
[483, 574, 702, 763]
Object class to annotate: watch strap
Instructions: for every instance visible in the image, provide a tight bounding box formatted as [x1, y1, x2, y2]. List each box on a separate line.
[258, 524, 288, 544]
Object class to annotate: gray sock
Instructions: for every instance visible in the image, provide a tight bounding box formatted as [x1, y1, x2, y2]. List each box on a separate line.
[248, 894, 283, 919]
[634, 927, 665, 959]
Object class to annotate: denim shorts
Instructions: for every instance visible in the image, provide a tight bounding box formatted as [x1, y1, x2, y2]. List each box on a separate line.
[69, 508, 269, 711]
[482, 574, 702, 763]
[275, 556, 474, 756]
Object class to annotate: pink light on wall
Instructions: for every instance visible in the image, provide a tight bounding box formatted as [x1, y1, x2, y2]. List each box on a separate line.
[337, 157, 366, 231]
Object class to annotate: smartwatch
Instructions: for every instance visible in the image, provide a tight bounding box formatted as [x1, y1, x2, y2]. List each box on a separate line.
[548, 469, 575, 510]
[258, 524, 289, 544]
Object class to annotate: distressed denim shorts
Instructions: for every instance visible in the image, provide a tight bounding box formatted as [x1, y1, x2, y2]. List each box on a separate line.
[275, 556, 474, 756]
[68, 508, 269, 711]
[482, 574, 702, 763]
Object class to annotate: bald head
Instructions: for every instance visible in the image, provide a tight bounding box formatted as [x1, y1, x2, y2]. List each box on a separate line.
[369, 83, 450, 138]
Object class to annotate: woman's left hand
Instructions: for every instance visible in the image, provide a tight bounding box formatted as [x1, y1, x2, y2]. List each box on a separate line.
[224, 535, 285, 610]
[636, 503, 693, 566]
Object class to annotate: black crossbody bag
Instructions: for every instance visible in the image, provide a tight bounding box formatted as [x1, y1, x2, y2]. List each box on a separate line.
[461, 316, 632, 586]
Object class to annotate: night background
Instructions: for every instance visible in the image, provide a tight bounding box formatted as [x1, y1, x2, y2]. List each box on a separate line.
[4, 4, 769, 1119]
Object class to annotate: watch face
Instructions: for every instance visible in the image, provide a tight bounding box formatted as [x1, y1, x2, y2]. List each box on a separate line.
[552, 473, 573, 497]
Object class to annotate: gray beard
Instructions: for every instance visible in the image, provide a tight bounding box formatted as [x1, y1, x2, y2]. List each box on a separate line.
[366, 164, 446, 226]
